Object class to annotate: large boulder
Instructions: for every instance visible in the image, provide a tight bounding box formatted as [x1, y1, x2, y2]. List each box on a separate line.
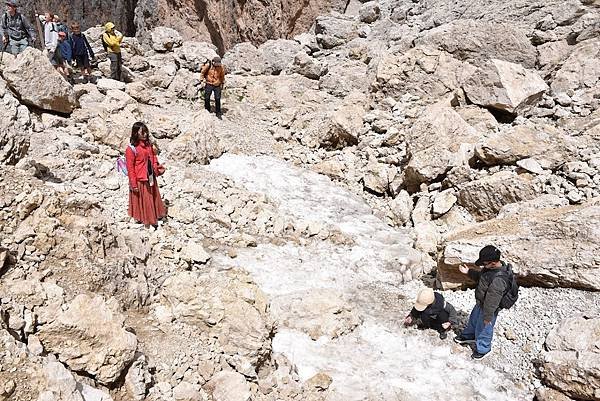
[165, 113, 223, 164]
[373, 47, 476, 102]
[174, 41, 219, 72]
[205, 371, 251, 401]
[315, 15, 359, 49]
[463, 59, 548, 115]
[438, 200, 600, 290]
[551, 39, 600, 96]
[157, 270, 273, 378]
[222, 42, 269, 76]
[285, 52, 328, 80]
[539, 316, 600, 400]
[1, 48, 77, 114]
[0, 79, 30, 164]
[38, 294, 137, 385]
[258, 39, 304, 75]
[319, 91, 366, 149]
[404, 102, 479, 191]
[150, 26, 183, 52]
[456, 171, 539, 221]
[415, 19, 538, 68]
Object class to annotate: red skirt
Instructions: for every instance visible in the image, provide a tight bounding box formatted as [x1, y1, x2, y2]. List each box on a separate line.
[128, 180, 166, 226]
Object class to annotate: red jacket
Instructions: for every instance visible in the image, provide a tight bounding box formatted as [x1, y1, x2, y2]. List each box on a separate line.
[125, 142, 163, 189]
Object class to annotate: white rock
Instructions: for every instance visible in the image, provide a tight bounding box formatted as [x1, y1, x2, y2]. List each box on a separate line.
[181, 241, 211, 264]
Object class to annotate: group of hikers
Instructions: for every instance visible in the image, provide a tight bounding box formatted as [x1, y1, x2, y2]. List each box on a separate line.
[405, 245, 519, 360]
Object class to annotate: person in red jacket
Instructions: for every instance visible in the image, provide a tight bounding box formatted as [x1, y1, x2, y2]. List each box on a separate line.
[125, 122, 166, 226]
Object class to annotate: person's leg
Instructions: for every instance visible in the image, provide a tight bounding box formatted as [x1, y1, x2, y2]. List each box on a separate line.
[108, 53, 118, 80]
[214, 85, 222, 116]
[14, 38, 28, 54]
[459, 305, 480, 340]
[204, 84, 213, 112]
[475, 313, 498, 355]
[116, 52, 122, 81]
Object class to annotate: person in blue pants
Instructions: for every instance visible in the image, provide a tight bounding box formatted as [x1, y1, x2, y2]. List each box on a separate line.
[454, 245, 509, 360]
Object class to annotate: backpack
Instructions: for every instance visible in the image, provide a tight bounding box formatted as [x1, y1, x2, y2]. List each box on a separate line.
[496, 264, 519, 309]
[116, 145, 137, 176]
[2, 12, 25, 35]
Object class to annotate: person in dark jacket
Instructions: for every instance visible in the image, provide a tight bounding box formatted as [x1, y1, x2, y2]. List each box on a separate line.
[404, 288, 458, 340]
[1, 0, 36, 55]
[68, 22, 94, 83]
[454, 245, 510, 360]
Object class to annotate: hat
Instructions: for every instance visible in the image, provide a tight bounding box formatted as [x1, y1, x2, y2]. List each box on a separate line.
[475, 245, 501, 266]
[212, 56, 221, 65]
[104, 22, 115, 31]
[58, 31, 67, 37]
[414, 288, 435, 312]
[5, 0, 17, 7]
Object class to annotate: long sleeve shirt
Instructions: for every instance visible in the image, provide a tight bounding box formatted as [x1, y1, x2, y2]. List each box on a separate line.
[1, 12, 36, 42]
[102, 31, 123, 54]
[44, 21, 58, 51]
[468, 263, 510, 322]
[201, 64, 225, 86]
[69, 33, 94, 58]
[125, 142, 162, 190]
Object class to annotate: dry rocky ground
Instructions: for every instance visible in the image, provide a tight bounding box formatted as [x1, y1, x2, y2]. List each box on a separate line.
[1, 0, 600, 400]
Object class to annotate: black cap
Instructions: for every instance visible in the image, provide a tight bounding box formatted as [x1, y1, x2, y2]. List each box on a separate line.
[475, 245, 501, 266]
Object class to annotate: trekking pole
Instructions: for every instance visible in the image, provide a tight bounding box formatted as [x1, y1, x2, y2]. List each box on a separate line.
[0, 40, 8, 66]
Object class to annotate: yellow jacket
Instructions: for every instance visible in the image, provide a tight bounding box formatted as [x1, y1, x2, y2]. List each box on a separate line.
[102, 32, 123, 53]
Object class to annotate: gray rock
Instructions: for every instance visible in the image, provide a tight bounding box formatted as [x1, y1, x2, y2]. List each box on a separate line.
[315, 15, 359, 49]
[259, 39, 304, 75]
[286, 52, 328, 80]
[222, 42, 269, 76]
[432, 190, 457, 218]
[358, 2, 381, 23]
[150, 26, 183, 52]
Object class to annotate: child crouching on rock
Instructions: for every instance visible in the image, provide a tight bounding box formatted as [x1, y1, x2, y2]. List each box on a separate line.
[404, 288, 458, 340]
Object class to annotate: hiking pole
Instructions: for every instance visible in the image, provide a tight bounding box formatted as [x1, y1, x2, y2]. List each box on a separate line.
[0, 40, 8, 66]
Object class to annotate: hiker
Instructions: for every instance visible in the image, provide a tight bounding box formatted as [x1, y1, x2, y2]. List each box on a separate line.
[125, 122, 166, 227]
[57, 30, 73, 82]
[200, 56, 225, 119]
[42, 13, 68, 77]
[404, 288, 458, 340]
[102, 22, 123, 81]
[68, 21, 94, 83]
[53, 15, 68, 34]
[454, 245, 511, 360]
[1, 0, 36, 55]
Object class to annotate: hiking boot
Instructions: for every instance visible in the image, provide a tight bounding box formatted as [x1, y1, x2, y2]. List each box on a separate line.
[471, 351, 490, 360]
[454, 335, 476, 345]
[216, 113, 223, 120]
[82, 76, 89, 84]
[439, 331, 448, 340]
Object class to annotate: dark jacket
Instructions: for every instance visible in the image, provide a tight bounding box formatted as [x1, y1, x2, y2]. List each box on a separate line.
[69, 33, 94, 58]
[410, 292, 458, 331]
[58, 39, 71, 62]
[1, 12, 36, 42]
[468, 262, 510, 322]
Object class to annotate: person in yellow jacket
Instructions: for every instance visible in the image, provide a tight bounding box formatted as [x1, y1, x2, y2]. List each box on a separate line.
[102, 22, 123, 81]
[201, 56, 226, 119]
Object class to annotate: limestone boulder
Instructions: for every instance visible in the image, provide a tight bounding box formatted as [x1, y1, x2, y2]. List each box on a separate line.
[151, 26, 183, 52]
[96, 78, 127, 94]
[174, 41, 219, 72]
[456, 171, 539, 221]
[205, 371, 251, 401]
[359, 2, 381, 23]
[319, 58, 369, 97]
[315, 15, 359, 49]
[38, 294, 137, 385]
[551, 39, 600, 96]
[415, 20, 537, 68]
[319, 92, 366, 149]
[463, 59, 548, 115]
[404, 102, 479, 191]
[158, 270, 273, 377]
[259, 39, 304, 75]
[373, 47, 476, 102]
[285, 52, 328, 80]
[539, 316, 600, 400]
[166, 114, 223, 164]
[1, 48, 77, 114]
[168, 69, 203, 100]
[0, 79, 31, 164]
[438, 201, 600, 290]
[222, 42, 269, 76]
[475, 123, 574, 169]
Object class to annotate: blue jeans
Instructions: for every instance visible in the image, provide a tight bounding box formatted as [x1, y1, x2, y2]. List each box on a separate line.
[460, 304, 498, 354]
[7, 38, 29, 55]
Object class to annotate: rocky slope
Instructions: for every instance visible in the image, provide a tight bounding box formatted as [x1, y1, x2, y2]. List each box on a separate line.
[1, 0, 600, 400]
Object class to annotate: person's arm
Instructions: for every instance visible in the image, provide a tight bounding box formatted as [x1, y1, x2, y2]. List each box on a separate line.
[21, 15, 37, 43]
[150, 145, 164, 176]
[443, 301, 459, 327]
[62, 41, 72, 62]
[125, 146, 137, 191]
[102, 32, 121, 48]
[219, 67, 225, 87]
[467, 269, 481, 282]
[200, 64, 208, 81]
[482, 277, 507, 324]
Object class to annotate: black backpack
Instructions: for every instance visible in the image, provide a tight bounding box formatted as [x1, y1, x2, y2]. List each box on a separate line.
[100, 33, 108, 51]
[497, 264, 519, 309]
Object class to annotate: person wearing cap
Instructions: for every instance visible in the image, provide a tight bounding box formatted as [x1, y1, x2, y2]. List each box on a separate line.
[404, 288, 458, 340]
[1, 0, 36, 55]
[200, 56, 226, 119]
[42, 13, 62, 68]
[454, 245, 510, 360]
[68, 21, 95, 84]
[102, 22, 123, 81]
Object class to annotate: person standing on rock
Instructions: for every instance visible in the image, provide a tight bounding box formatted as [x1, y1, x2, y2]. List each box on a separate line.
[1, 0, 36, 55]
[404, 288, 458, 340]
[68, 21, 95, 83]
[125, 122, 166, 227]
[42, 13, 67, 76]
[201, 56, 225, 119]
[102, 22, 123, 81]
[454, 245, 510, 360]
